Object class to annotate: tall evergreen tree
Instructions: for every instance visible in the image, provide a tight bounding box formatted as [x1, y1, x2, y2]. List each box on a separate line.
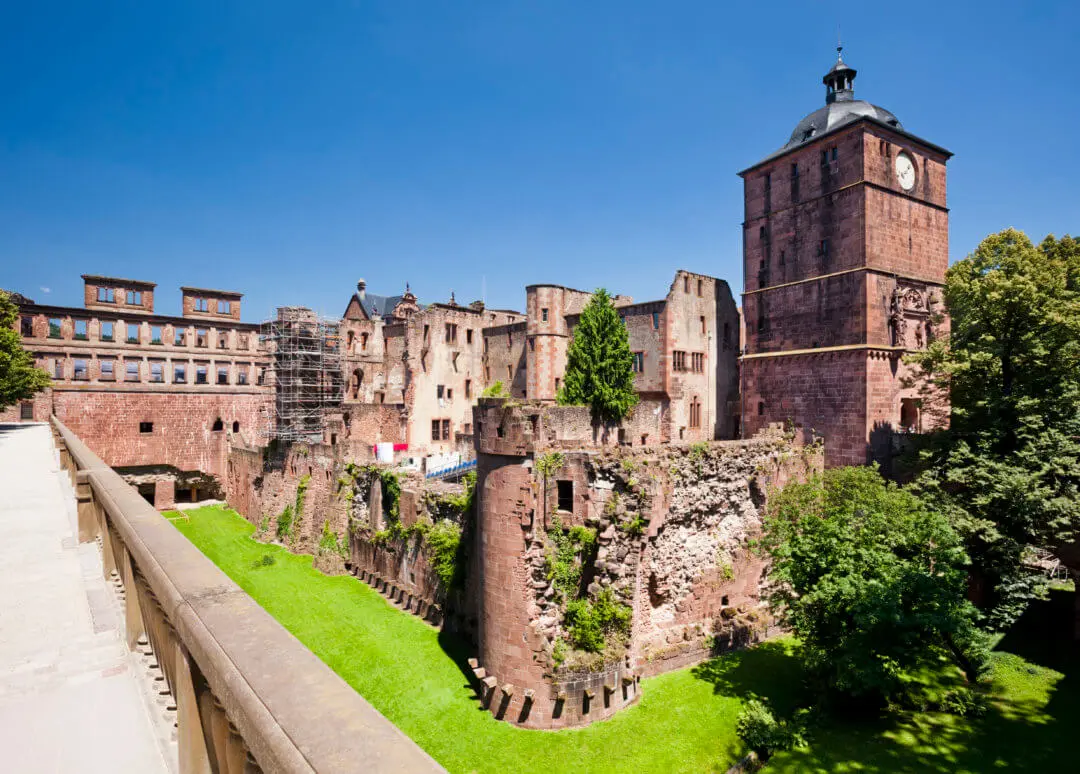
[0, 291, 50, 411]
[557, 288, 638, 423]
[908, 229, 1080, 628]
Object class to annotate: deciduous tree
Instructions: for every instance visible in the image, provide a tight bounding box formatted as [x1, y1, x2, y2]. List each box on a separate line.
[907, 229, 1080, 628]
[758, 467, 988, 704]
[0, 291, 50, 411]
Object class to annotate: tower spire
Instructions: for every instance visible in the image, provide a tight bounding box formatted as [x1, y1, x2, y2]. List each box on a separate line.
[823, 44, 856, 104]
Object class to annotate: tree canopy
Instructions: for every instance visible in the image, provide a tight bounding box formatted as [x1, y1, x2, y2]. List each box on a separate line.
[907, 229, 1080, 628]
[557, 288, 638, 423]
[758, 466, 988, 704]
[0, 291, 50, 412]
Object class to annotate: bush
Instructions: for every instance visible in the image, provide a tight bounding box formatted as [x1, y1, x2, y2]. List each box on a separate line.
[564, 588, 631, 653]
[937, 687, 989, 718]
[318, 520, 347, 558]
[276, 504, 294, 540]
[426, 519, 465, 590]
[735, 698, 806, 760]
[251, 553, 276, 569]
[480, 381, 509, 398]
[544, 516, 596, 601]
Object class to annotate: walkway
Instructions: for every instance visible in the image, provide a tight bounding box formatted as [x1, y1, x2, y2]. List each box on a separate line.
[0, 423, 173, 773]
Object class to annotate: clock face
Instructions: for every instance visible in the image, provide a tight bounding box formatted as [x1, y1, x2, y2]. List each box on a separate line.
[895, 152, 916, 191]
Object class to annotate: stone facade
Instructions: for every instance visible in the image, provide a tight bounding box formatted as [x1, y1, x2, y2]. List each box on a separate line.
[738, 55, 950, 467]
[470, 399, 820, 728]
[6, 275, 272, 503]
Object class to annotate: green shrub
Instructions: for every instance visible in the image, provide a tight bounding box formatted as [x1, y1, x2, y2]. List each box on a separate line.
[380, 470, 401, 522]
[937, 687, 989, 717]
[251, 553, 276, 569]
[564, 588, 631, 653]
[735, 697, 805, 760]
[551, 637, 568, 668]
[318, 520, 347, 558]
[544, 516, 596, 601]
[480, 381, 509, 398]
[426, 520, 465, 590]
[535, 452, 566, 481]
[276, 504, 294, 540]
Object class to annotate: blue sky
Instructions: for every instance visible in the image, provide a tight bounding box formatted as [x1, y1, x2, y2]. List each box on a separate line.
[2, 1, 1077, 320]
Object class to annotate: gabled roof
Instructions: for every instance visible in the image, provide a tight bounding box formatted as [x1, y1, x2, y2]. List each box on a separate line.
[344, 291, 424, 321]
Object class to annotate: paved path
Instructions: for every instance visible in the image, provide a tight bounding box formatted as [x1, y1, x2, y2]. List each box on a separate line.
[0, 423, 173, 774]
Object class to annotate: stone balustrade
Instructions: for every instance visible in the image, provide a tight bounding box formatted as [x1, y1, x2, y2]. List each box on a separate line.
[51, 416, 444, 774]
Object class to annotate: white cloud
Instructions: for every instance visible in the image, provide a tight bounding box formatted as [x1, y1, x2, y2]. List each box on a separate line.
[40, 287, 51, 294]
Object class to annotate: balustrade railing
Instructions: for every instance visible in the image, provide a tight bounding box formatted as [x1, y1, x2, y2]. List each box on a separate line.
[51, 416, 443, 774]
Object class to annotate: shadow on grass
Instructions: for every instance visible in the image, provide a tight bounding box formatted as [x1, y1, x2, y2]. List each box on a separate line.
[691, 639, 806, 715]
[437, 628, 489, 710]
[760, 590, 1078, 773]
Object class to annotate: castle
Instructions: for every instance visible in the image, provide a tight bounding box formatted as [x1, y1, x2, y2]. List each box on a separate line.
[4, 52, 949, 728]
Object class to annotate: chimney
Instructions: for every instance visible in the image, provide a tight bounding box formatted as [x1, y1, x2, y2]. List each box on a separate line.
[357, 279, 367, 301]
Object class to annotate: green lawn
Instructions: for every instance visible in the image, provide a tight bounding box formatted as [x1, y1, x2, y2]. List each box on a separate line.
[170, 505, 1076, 774]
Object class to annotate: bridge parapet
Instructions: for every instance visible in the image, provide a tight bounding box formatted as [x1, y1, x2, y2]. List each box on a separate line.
[51, 416, 444, 774]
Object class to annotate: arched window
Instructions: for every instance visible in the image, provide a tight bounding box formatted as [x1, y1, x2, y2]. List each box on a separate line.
[232, 420, 240, 433]
[211, 418, 224, 432]
[351, 368, 364, 400]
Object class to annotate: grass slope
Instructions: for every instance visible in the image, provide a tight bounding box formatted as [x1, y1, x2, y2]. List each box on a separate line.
[171, 505, 1076, 774]
[170, 505, 757, 773]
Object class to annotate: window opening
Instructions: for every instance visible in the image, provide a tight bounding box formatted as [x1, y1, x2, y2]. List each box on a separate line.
[556, 480, 574, 513]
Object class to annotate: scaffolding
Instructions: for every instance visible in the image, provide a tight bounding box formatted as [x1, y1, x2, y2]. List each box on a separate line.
[265, 306, 343, 442]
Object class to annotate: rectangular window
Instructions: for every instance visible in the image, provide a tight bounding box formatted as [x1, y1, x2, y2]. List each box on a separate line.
[541, 308, 549, 322]
[194, 298, 209, 312]
[465, 379, 472, 398]
[652, 312, 660, 330]
[100, 360, 114, 381]
[73, 319, 88, 340]
[97, 287, 115, 303]
[217, 300, 230, 314]
[831, 146, 838, 161]
[237, 365, 249, 385]
[632, 352, 644, 373]
[217, 366, 229, 385]
[557, 480, 573, 513]
[692, 352, 705, 373]
[700, 315, 706, 334]
[100, 321, 114, 341]
[126, 324, 140, 344]
[52, 359, 64, 379]
[673, 351, 687, 372]
[238, 332, 249, 349]
[20, 316, 33, 337]
[464, 423, 472, 435]
[431, 420, 440, 441]
[139, 422, 153, 434]
[126, 290, 142, 305]
[150, 362, 164, 383]
[126, 361, 140, 382]
[437, 384, 445, 399]
[196, 329, 208, 348]
[257, 367, 266, 386]
[175, 328, 186, 346]
[150, 325, 162, 345]
[174, 364, 186, 384]
[529, 338, 535, 352]
[441, 419, 451, 441]
[73, 359, 88, 381]
[485, 366, 491, 381]
[465, 329, 473, 344]
[506, 365, 512, 382]
[195, 366, 207, 384]
[683, 276, 689, 293]
[445, 323, 458, 343]
[447, 388, 453, 400]
[217, 332, 228, 349]
[697, 279, 703, 297]
[20, 402, 33, 420]
[689, 399, 701, 429]
[360, 332, 368, 350]
[819, 239, 829, 260]
[49, 318, 62, 339]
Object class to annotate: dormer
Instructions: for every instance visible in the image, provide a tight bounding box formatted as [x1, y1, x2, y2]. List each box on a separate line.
[181, 287, 243, 321]
[82, 275, 156, 314]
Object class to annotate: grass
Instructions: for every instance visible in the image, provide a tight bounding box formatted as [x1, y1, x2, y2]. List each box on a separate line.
[169, 505, 761, 773]
[170, 505, 1076, 774]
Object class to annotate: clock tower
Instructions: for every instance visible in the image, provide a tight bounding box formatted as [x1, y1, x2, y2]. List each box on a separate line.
[738, 49, 951, 467]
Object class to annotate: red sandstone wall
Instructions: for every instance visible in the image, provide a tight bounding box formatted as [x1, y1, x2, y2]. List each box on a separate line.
[53, 391, 269, 478]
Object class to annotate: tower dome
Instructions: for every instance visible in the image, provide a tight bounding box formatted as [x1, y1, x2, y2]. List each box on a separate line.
[781, 47, 902, 152]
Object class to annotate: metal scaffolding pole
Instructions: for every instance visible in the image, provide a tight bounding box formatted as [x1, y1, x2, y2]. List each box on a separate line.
[264, 307, 342, 442]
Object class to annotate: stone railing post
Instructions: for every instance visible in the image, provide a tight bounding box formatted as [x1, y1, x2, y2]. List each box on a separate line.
[175, 642, 213, 774]
[75, 471, 100, 543]
[119, 545, 145, 650]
